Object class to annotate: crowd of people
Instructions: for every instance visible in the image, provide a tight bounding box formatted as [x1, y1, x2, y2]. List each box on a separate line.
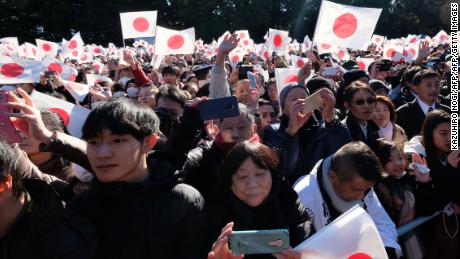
[0, 28, 457, 259]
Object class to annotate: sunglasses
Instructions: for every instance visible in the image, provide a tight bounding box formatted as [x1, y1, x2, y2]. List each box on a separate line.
[354, 98, 376, 106]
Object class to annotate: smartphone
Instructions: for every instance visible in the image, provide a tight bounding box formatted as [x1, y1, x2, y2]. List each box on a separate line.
[303, 91, 324, 114]
[0, 92, 22, 144]
[199, 96, 240, 121]
[238, 65, 254, 80]
[247, 71, 257, 89]
[322, 67, 338, 76]
[228, 229, 290, 256]
[44, 70, 55, 78]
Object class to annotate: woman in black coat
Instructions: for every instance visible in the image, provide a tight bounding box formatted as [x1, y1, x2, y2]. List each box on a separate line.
[207, 141, 314, 259]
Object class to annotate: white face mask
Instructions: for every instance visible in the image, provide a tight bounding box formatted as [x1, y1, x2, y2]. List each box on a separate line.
[126, 87, 139, 98]
[91, 101, 103, 109]
[112, 91, 126, 97]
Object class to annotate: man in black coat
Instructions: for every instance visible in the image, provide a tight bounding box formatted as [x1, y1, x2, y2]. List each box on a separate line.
[0, 139, 96, 259]
[396, 69, 450, 139]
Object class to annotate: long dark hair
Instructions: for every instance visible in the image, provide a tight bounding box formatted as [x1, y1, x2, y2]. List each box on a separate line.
[421, 109, 450, 161]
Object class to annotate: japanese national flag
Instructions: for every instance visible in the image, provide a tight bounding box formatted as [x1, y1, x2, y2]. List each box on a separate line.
[433, 30, 450, 46]
[268, 28, 289, 53]
[275, 67, 300, 93]
[316, 42, 336, 54]
[24, 43, 40, 60]
[290, 55, 309, 69]
[370, 34, 385, 46]
[334, 47, 350, 61]
[36, 39, 59, 59]
[85, 74, 112, 86]
[62, 80, 90, 102]
[154, 26, 195, 55]
[258, 43, 270, 61]
[403, 43, 419, 61]
[383, 39, 404, 61]
[302, 35, 313, 52]
[235, 30, 254, 50]
[30, 90, 90, 138]
[0, 37, 19, 49]
[313, 0, 382, 50]
[0, 43, 17, 57]
[295, 206, 388, 259]
[120, 11, 157, 39]
[356, 57, 374, 71]
[405, 34, 420, 44]
[91, 59, 105, 74]
[90, 45, 106, 56]
[150, 54, 164, 70]
[77, 51, 93, 64]
[65, 32, 85, 51]
[0, 56, 42, 84]
[43, 58, 78, 81]
[229, 46, 245, 63]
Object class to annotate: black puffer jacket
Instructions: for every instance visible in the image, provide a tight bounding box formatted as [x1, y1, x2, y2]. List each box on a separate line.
[68, 153, 206, 259]
[0, 179, 96, 259]
[263, 115, 351, 184]
[343, 113, 380, 151]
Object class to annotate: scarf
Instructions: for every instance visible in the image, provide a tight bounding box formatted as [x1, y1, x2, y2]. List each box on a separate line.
[320, 156, 364, 213]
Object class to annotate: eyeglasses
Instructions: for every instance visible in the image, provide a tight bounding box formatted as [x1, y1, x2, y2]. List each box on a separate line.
[354, 98, 376, 106]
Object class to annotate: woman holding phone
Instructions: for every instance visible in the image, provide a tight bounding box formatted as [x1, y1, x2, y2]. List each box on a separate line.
[206, 141, 313, 259]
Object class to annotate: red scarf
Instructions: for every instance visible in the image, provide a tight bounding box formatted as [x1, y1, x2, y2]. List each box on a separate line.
[214, 133, 261, 155]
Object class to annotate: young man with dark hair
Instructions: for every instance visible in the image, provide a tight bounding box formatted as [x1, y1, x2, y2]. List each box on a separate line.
[396, 69, 450, 139]
[7, 89, 206, 259]
[155, 84, 189, 124]
[161, 65, 180, 85]
[0, 138, 96, 259]
[294, 141, 401, 258]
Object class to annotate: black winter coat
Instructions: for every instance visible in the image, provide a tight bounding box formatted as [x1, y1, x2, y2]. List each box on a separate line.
[263, 115, 351, 184]
[0, 179, 96, 259]
[68, 153, 206, 259]
[343, 114, 380, 151]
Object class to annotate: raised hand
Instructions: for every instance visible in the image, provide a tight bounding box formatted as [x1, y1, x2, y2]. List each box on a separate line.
[208, 222, 244, 259]
[285, 99, 313, 136]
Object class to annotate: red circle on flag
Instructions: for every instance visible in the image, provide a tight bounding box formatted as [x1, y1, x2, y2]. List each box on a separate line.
[263, 51, 269, 58]
[296, 59, 305, 68]
[72, 50, 79, 57]
[333, 13, 358, 38]
[410, 37, 417, 43]
[207, 51, 212, 56]
[231, 55, 240, 62]
[167, 35, 185, 50]
[338, 50, 345, 59]
[42, 43, 52, 52]
[284, 75, 298, 84]
[1, 63, 24, 78]
[93, 47, 101, 54]
[402, 49, 408, 57]
[93, 64, 101, 70]
[386, 48, 396, 58]
[273, 34, 283, 48]
[48, 63, 63, 74]
[440, 34, 448, 41]
[304, 42, 309, 48]
[375, 37, 382, 43]
[347, 252, 372, 259]
[358, 61, 366, 70]
[68, 40, 77, 49]
[32, 48, 37, 56]
[321, 43, 331, 49]
[68, 74, 77, 81]
[239, 32, 246, 39]
[132, 17, 150, 32]
[81, 54, 88, 61]
[409, 48, 416, 56]
[243, 40, 250, 46]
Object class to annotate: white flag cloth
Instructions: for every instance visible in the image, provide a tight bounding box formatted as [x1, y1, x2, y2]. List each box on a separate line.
[275, 67, 300, 93]
[301, 35, 313, 52]
[24, 43, 40, 60]
[120, 11, 157, 39]
[154, 26, 195, 55]
[62, 32, 85, 55]
[383, 39, 404, 61]
[36, 39, 59, 59]
[30, 90, 90, 138]
[62, 80, 90, 102]
[268, 28, 289, 54]
[294, 206, 388, 259]
[0, 56, 41, 84]
[334, 47, 350, 61]
[370, 34, 385, 46]
[356, 57, 374, 71]
[316, 42, 336, 54]
[228, 47, 245, 63]
[433, 30, 450, 46]
[0, 37, 19, 48]
[85, 74, 112, 87]
[313, 0, 382, 50]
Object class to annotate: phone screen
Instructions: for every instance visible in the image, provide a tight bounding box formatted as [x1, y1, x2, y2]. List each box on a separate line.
[303, 91, 324, 113]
